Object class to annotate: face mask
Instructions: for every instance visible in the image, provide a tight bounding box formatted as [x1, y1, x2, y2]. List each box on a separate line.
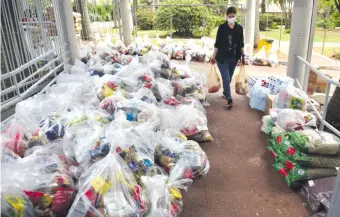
[227, 17, 236, 24]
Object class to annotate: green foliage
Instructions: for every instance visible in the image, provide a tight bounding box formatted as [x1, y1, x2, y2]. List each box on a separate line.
[316, 18, 336, 29]
[259, 14, 273, 31]
[331, 12, 340, 27]
[156, 0, 221, 37]
[137, 8, 156, 30]
[285, 28, 291, 34]
[88, 3, 114, 22]
[271, 22, 279, 29]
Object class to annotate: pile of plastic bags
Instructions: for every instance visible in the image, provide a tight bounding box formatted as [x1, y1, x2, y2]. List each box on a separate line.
[1, 44, 212, 217]
[259, 87, 340, 215]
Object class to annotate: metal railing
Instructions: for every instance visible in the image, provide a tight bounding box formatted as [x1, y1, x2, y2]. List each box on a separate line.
[296, 55, 340, 217]
[1, 0, 71, 120]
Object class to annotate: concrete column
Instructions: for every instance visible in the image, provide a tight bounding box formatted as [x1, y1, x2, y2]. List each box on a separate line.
[63, 0, 79, 64]
[245, 0, 256, 55]
[286, 0, 315, 87]
[120, 0, 133, 46]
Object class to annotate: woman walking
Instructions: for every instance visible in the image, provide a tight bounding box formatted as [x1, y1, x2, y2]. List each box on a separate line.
[211, 6, 245, 109]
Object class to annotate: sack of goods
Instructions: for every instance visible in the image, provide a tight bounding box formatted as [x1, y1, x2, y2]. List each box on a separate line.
[267, 130, 340, 187]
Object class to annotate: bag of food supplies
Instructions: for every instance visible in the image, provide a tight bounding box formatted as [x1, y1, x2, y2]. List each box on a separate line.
[1, 187, 36, 217]
[67, 153, 149, 217]
[173, 77, 205, 102]
[269, 108, 317, 131]
[141, 175, 191, 217]
[155, 132, 210, 181]
[208, 65, 221, 93]
[105, 128, 164, 184]
[235, 65, 249, 95]
[110, 99, 161, 131]
[2, 151, 75, 217]
[159, 105, 213, 142]
[274, 163, 338, 187]
[270, 138, 340, 168]
[274, 85, 308, 111]
[273, 131, 340, 155]
[249, 81, 270, 111]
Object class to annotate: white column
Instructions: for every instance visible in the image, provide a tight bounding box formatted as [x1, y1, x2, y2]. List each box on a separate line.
[245, 0, 256, 55]
[120, 0, 133, 46]
[286, 0, 315, 87]
[63, 0, 79, 64]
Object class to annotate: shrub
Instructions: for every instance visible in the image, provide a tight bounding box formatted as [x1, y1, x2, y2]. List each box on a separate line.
[331, 12, 340, 27]
[259, 14, 273, 31]
[137, 8, 156, 30]
[317, 19, 336, 29]
[271, 22, 279, 29]
[285, 28, 291, 34]
[157, 0, 213, 37]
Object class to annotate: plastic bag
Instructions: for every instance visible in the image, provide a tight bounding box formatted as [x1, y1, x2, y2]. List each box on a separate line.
[235, 65, 249, 95]
[274, 130, 340, 155]
[1, 187, 36, 217]
[273, 163, 338, 187]
[152, 78, 174, 102]
[270, 108, 317, 131]
[159, 105, 212, 142]
[67, 153, 149, 217]
[155, 133, 210, 181]
[173, 77, 205, 102]
[261, 115, 274, 135]
[274, 85, 308, 111]
[110, 99, 161, 131]
[249, 82, 270, 111]
[298, 176, 335, 212]
[208, 65, 221, 93]
[141, 175, 189, 217]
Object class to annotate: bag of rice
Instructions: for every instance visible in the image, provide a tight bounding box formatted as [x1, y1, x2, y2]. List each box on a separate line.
[274, 131, 340, 155]
[274, 163, 338, 187]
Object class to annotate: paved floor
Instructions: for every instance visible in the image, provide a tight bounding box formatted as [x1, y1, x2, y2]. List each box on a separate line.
[181, 63, 311, 217]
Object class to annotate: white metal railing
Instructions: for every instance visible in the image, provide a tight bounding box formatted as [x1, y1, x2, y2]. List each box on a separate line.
[1, 0, 71, 118]
[296, 55, 340, 217]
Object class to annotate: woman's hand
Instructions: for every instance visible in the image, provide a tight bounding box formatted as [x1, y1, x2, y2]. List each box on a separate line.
[241, 55, 246, 65]
[210, 56, 216, 65]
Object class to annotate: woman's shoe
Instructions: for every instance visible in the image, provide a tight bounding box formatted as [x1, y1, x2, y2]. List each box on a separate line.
[227, 99, 233, 109]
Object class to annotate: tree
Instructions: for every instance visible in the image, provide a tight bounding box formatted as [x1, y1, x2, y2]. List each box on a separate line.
[261, 0, 266, 13]
[336, 0, 340, 13]
[76, 0, 92, 40]
[157, 0, 213, 37]
[270, 0, 293, 28]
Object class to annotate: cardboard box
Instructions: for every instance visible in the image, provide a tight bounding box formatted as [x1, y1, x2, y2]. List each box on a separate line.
[307, 70, 318, 95]
[315, 74, 332, 93]
[265, 95, 276, 115]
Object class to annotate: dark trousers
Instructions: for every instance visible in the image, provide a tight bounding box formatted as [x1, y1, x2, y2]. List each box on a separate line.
[217, 57, 238, 100]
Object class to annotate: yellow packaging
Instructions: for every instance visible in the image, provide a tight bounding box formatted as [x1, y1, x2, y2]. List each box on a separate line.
[91, 176, 112, 195]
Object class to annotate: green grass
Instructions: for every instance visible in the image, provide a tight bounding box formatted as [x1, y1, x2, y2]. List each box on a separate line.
[260, 28, 340, 43]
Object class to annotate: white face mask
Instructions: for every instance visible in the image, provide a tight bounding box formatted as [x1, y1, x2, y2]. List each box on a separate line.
[227, 17, 236, 24]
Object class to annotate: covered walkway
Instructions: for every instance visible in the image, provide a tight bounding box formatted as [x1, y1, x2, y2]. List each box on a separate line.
[181, 63, 310, 217]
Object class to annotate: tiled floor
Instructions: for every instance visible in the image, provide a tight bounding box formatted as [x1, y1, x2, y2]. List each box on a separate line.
[181, 63, 310, 217]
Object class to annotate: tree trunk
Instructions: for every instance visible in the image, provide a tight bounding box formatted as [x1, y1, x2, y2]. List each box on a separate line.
[261, 0, 266, 13]
[335, 0, 340, 13]
[254, 0, 260, 48]
[326, 80, 340, 133]
[77, 0, 92, 40]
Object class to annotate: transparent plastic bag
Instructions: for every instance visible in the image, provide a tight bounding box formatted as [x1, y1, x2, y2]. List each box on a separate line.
[141, 175, 190, 217]
[152, 78, 174, 102]
[249, 81, 270, 111]
[159, 105, 212, 142]
[106, 128, 164, 184]
[155, 133, 210, 181]
[235, 65, 249, 95]
[64, 120, 107, 167]
[270, 108, 317, 131]
[274, 85, 308, 111]
[1, 187, 36, 217]
[208, 65, 221, 93]
[161, 96, 206, 115]
[133, 88, 157, 104]
[173, 77, 205, 102]
[2, 152, 75, 217]
[67, 153, 149, 217]
[110, 99, 161, 131]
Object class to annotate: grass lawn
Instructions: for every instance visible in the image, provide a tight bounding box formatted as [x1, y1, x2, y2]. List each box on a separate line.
[313, 47, 340, 61]
[260, 28, 340, 43]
